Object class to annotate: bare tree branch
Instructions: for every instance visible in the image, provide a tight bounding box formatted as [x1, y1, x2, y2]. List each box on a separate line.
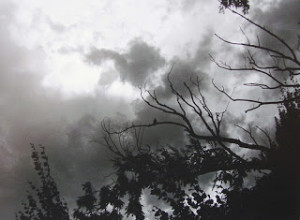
[212, 80, 295, 113]
[102, 71, 272, 167]
[211, 10, 300, 112]
[230, 9, 299, 62]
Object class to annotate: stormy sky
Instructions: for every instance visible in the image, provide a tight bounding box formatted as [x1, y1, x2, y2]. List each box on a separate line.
[0, 0, 299, 219]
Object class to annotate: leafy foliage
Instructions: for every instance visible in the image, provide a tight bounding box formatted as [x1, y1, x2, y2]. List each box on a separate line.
[78, 90, 298, 220]
[16, 144, 70, 220]
[75, 142, 231, 219]
[73, 182, 123, 219]
[219, 0, 250, 14]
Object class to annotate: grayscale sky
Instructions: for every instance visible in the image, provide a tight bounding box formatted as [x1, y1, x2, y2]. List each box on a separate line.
[0, 0, 299, 219]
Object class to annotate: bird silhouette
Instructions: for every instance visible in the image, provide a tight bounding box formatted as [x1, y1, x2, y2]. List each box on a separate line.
[153, 118, 157, 124]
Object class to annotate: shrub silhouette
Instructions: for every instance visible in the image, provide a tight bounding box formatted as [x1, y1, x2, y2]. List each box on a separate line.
[16, 145, 70, 220]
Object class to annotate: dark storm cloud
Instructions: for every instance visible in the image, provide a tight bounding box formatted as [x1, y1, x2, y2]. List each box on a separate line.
[86, 40, 166, 86]
[127, 31, 214, 149]
[252, 0, 300, 49]
[133, 103, 186, 147]
[83, 33, 215, 170]
[154, 30, 213, 99]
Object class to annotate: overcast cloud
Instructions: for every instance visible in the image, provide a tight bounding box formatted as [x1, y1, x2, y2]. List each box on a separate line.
[0, 0, 298, 219]
[86, 40, 166, 87]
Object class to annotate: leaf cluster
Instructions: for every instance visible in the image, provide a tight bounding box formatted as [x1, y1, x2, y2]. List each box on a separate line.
[16, 144, 69, 220]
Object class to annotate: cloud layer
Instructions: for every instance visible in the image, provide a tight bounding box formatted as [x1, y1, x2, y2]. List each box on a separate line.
[0, 0, 297, 219]
[87, 40, 166, 86]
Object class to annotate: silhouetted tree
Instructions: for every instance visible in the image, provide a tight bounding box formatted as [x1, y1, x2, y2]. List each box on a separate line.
[97, 10, 300, 219]
[16, 144, 70, 220]
[211, 89, 300, 220]
[73, 182, 123, 219]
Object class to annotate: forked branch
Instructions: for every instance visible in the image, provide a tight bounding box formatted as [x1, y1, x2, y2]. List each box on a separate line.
[211, 10, 300, 111]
